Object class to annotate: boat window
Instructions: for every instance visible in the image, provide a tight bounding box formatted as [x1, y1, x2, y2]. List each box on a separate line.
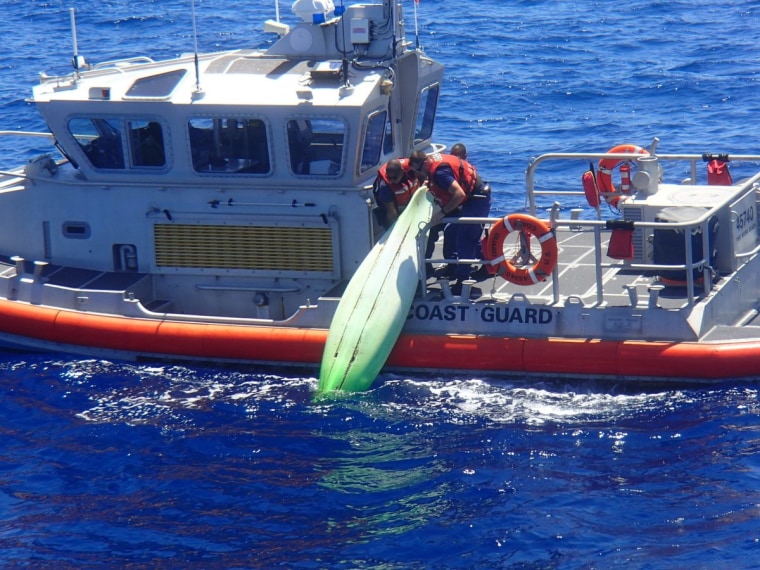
[62, 221, 91, 239]
[129, 120, 166, 167]
[188, 117, 271, 174]
[383, 110, 394, 155]
[414, 83, 439, 145]
[360, 110, 386, 173]
[125, 69, 186, 99]
[287, 118, 345, 176]
[68, 117, 125, 169]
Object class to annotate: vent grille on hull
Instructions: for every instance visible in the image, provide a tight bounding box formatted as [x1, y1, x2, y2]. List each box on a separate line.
[154, 224, 334, 271]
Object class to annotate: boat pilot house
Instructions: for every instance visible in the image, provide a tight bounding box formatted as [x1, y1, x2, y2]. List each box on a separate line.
[25, 1, 442, 322]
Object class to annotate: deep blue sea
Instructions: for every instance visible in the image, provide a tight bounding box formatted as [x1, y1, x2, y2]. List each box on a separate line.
[2, 0, 760, 568]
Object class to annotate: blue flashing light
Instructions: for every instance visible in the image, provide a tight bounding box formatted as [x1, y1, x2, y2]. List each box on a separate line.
[312, 12, 326, 24]
[335, 5, 346, 16]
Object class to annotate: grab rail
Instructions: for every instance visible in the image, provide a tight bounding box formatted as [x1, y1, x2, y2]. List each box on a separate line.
[0, 130, 55, 140]
[525, 151, 760, 215]
[421, 160, 760, 308]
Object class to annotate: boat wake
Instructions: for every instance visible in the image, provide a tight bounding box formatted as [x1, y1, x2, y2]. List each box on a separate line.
[37, 357, 748, 434]
[374, 376, 699, 427]
[55, 359, 317, 429]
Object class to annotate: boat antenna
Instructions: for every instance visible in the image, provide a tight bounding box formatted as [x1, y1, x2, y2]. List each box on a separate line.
[69, 8, 84, 80]
[335, 1, 351, 88]
[390, 0, 397, 58]
[413, 0, 420, 49]
[190, 0, 203, 97]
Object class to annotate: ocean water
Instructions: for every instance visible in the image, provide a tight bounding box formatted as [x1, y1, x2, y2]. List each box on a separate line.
[2, 0, 760, 567]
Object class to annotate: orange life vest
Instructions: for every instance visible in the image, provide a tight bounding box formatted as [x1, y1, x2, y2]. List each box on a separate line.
[425, 153, 479, 207]
[375, 157, 417, 209]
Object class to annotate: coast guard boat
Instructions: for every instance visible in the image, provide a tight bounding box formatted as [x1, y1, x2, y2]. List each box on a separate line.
[2, 1, 760, 388]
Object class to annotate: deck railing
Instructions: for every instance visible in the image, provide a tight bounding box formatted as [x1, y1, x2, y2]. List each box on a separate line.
[525, 151, 760, 215]
[422, 152, 760, 308]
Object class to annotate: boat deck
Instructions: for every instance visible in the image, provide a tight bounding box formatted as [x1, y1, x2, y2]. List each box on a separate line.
[0, 221, 727, 318]
[0, 256, 148, 291]
[425, 223, 704, 312]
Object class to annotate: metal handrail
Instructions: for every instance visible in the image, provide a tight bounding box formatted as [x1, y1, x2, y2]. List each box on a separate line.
[525, 151, 760, 215]
[421, 167, 760, 308]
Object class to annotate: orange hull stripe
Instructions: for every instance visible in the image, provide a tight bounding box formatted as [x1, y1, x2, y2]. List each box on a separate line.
[0, 300, 759, 378]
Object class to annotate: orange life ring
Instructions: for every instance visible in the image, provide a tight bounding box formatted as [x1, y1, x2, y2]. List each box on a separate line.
[598, 144, 649, 207]
[482, 213, 558, 285]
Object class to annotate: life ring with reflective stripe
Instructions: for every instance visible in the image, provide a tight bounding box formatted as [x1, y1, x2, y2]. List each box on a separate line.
[598, 144, 649, 207]
[482, 214, 558, 285]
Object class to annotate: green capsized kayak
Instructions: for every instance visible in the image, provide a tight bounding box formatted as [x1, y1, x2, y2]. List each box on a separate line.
[318, 189, 434, 392]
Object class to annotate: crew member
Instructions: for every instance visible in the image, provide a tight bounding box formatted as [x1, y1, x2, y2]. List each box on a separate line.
[450, 142, 467, 159]
[425, 142, 468, 270]
[408, 149, 491, 292]
[373, 158, 419, 228]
